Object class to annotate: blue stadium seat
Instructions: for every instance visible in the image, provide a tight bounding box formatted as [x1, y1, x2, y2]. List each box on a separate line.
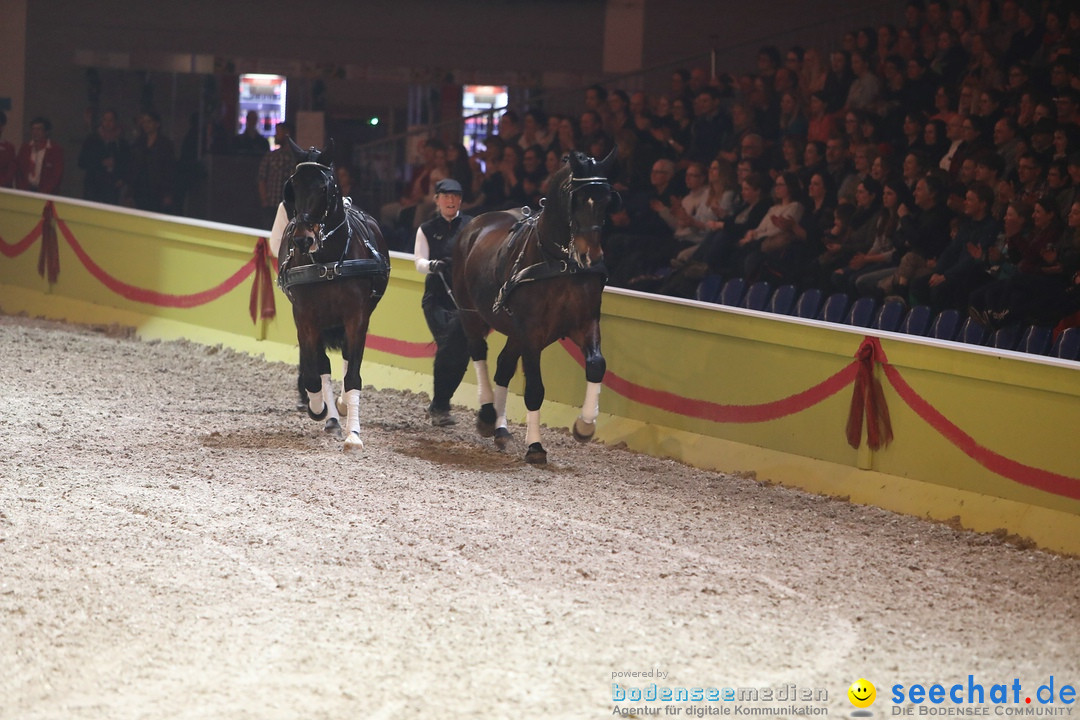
[845, 296, 878, 327]
[1018, 326, 1052, 356]
[695, 275, 726, 303]
[766, 284, 798, 315]
[958, 316, 989, 345]
[872, 299, 906, 332]
[988, 325, 1021, 350]
[793, 288, 823, 319]
[928, 309, 961, 340]
[817, 292, 851, 323]
[1051, 327, 1080, 360]
[717, 277, 747, 306]
[740, 281, 772, 311]
[899, 305, 932, 336]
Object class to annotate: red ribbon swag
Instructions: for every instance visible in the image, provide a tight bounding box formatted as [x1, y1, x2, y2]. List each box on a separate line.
[1, 200, 274, 322]
[846, 336, 893, 451]
[249, 236, 276, 323]
[37, 202, 60, 284]
[4, 199, 1078, 497]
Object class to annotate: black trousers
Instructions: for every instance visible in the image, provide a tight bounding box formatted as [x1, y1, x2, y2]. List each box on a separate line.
[421, 274, 470, 412]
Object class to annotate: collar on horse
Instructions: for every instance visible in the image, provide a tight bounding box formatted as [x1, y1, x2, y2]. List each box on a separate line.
[278, 197, 390, 299]
[492, 203, 608, 315]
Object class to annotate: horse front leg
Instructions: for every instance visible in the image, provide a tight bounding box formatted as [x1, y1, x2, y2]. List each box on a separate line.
[571, 320, 605, 442]
[520, 348, 546, 464]
[298, 328, 329, 422]
[490, 338, 522, 450]
[341, 315, 371, 452]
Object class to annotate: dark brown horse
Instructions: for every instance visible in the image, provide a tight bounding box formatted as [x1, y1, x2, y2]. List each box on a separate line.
[277, 143, 390, 450]
[452, 150, 618, 463]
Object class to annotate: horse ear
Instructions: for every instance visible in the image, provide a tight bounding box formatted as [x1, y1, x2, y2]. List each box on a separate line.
[325, 138, 336, 164]
[287, 137, 305, 158]
[569, 151, 586, 176]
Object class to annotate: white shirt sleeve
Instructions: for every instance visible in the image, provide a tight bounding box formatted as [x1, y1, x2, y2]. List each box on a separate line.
[413, 226, 435, 274]
[268, 203, 289, 257]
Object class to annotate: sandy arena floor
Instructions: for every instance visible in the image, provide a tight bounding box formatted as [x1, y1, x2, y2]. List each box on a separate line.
[0, 314, 1078, 720]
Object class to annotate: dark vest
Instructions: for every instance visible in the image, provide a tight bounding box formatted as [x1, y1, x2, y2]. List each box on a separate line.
[420, 213, 472, 263]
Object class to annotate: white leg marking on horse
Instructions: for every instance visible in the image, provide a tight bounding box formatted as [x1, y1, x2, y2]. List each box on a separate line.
[307, 388, 325, 416]
[581, 381, 601, 425]
[474, 360, 494, 405]
[322, 374, 340, 421]
[494, 385, 509, 430]
[343, 389, 363, 451]
[526, 410, 542, 445]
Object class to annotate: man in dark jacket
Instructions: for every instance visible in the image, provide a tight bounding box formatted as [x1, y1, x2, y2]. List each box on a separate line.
[413, 179, 473, 426]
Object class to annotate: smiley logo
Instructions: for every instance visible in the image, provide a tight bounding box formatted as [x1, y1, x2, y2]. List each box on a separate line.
[848, 678, 876, 708]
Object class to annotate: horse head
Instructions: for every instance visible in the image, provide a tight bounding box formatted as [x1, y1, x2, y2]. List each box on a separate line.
[562, 148, 619, 268]
[283, 140, 342, 256]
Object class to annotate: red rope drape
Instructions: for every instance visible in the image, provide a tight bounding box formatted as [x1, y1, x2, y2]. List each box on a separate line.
[249, 237, 276, 323]
[846, 336, 893, 450]
[36, 201, 59, 284]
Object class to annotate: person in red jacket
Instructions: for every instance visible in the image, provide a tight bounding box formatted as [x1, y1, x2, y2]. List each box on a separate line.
[16, 116, 64, 194]
[0, 110, 16, 188]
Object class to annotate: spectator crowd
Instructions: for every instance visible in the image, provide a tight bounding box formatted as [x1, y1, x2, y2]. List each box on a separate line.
[377, 0, 1080, 337]
[4, 0, 1080, 336]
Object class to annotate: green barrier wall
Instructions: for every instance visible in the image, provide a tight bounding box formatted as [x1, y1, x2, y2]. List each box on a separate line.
[3, 189, 1079, 553]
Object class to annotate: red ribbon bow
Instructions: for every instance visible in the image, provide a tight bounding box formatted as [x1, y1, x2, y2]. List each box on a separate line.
[249, 237, 277, 323]
[846, 336, 893, 451]
[36, 202, 60, 284]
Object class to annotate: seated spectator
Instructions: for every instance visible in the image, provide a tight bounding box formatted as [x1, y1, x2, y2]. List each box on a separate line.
[843, 177, 915, 296]
[548, 116, 579, 158]
[739, 171, 806, 282]
[518, 108, 550, 152]
[799, 140, 828, 190]
[778, 92, 808, 139]
[806, 92, 837, 144]
[604, 158, 679, 287]
[689, 88, 732, 164]
[763, 170, 836, 286]
[1013, 151, 1047, 209]
[909, 183, 1000, 310]
[845, 49, 882, 112]
[876, 172, 954, 300]
[823, 50, 854, 113]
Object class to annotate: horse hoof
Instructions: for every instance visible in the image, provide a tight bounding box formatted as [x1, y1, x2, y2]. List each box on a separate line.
[296, 397, 308, 412]
[307, 402, 328, 421]
[336, 395, 347, 417]
[493, 426, 511, 450]
[525, 442, 547, 464]
[344, 432, 364, 452]
[324, 417, 342, 439]
[572, 416, 596, 442]
[476, 403, 497, 437]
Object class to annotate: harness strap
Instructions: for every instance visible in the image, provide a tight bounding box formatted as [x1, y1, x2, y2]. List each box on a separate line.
[492, 214, 607, 314]
[278, 203, 390, 298]
[279, 257, 391, 294]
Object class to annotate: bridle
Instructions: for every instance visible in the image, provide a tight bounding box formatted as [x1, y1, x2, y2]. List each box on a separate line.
[285, 162, 345, 255]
